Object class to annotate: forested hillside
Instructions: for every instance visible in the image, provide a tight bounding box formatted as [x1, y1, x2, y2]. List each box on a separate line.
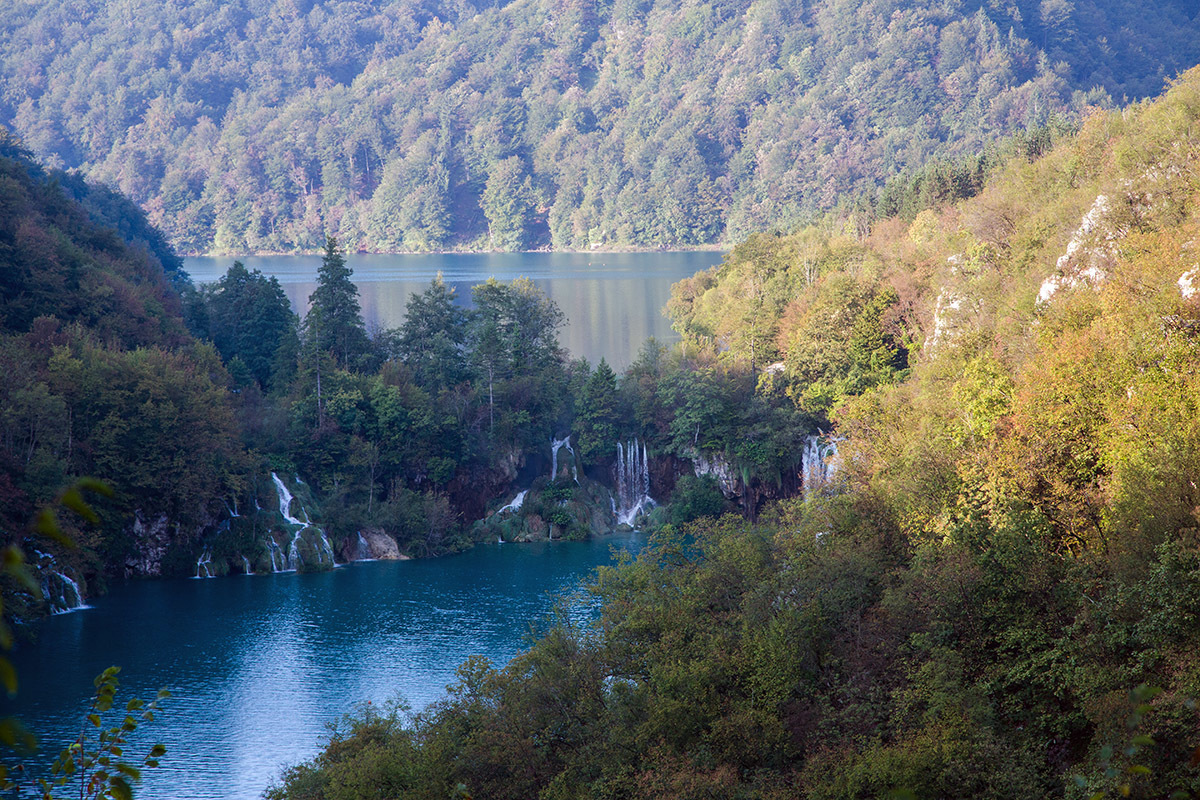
[266, 64, 1200, 800]
[0, 134, 244, 605]
[2, 0, 1198, 253]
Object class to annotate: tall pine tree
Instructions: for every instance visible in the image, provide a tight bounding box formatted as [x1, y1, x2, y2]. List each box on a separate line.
[304, 237, 371, 370]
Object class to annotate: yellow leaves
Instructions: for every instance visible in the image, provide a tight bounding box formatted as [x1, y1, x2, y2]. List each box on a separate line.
[907, 209, 939, 245]
[949, 355, 1013, 447]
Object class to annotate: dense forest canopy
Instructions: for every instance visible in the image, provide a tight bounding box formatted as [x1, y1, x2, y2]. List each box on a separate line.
[2, 0, 1199, 253]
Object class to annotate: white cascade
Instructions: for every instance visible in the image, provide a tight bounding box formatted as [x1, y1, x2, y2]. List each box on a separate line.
[356, 531, 375, 561]
[496, 490, 528, 515]
[195, 548, 214, 579]
[286, 531, 302, 571]
[271, 472, 307, 526]
[34, 550, 87, 614]
[550, 437, 579, 482]
[313, 529, 336, 568]
[271, 472, 336, 570]
[42, 570, 86, 614]
[267, 538, 285, 572]
[242, 555, 252, 574]
[615, 438, 654, 527]
[224, 498, 240, 518]
[287, 525, 336, 570]
[801, 435, 840, 499]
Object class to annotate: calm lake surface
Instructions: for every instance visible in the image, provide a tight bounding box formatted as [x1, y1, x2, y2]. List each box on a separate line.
[7, 536, 644, 799]
[185, 251, 723, 370]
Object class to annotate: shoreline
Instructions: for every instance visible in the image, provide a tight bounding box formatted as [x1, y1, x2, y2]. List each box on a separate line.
[179, 243, 729, 259]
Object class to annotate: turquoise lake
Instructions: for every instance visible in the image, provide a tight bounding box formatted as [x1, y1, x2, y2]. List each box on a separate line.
[184, 250, 723, 370]
[8, 536, 644, 799]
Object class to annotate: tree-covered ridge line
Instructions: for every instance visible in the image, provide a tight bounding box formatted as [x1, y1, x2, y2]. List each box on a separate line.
[3, 0, 1200, 254]
[264, 64, 1200, 800]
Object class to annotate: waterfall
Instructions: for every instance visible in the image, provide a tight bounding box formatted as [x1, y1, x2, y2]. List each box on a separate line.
[314, 529, 336, 568]
[550, 436, 579, 482]
[356, 532, 375, 561]
[496, 490, 527, 515]
[34, 550, 87, 614]
[615, 438, 654, 526]
[271, 472, 336, 570]
[242, 555, 252, 574]
[267, 538, 285, 572]
[195, 548, 214, 579]
[42, 570, 86, 614]
[224, 498, 240, 518]
[286, 530, 303, 571]
[271, 473, 306, 526]
[801, 435, 840, 499]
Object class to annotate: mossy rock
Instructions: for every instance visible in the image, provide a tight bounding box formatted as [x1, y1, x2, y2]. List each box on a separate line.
[523, 514, 549, 540]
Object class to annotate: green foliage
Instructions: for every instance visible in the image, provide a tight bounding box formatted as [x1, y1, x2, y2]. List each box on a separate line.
[0, 152, 189, 347]
[33, 667, 169, 800]
[305, 237, 372, 371]
[198, 261, 298, 390]
[668, 474, 727, 524]
[574, 359, 620, 466]
[393, 275, 470, 390]
[270, 62, 1200, 800]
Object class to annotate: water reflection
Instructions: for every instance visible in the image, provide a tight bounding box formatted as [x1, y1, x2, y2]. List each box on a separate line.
[184, 252, 721, 370]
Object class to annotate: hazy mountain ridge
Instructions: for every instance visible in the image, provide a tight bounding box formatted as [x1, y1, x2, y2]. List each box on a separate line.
[2, 0, 1198, 254]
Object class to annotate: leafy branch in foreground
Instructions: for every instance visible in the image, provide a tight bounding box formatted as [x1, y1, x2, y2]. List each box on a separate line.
[36, 667, 169, 800]
[0, 481, 170, 799]
[0, 479, 111, 760]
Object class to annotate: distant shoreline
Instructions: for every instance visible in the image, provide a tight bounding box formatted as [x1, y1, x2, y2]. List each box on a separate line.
[179, 243, 729, 258]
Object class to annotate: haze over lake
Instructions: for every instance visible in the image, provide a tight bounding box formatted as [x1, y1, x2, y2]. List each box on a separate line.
[185, 251, 722, 370]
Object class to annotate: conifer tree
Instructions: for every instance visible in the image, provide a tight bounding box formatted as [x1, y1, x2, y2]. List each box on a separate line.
[304, 236, 371, 371]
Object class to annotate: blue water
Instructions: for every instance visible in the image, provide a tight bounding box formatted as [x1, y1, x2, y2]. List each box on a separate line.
[5, 536, 643, 799]
[184, 251, 721, 370]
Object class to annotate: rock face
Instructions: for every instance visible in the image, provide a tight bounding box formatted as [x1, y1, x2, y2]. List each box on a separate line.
[362, 529, 403, 560]
[692, 451, 740, 499]
[126, 512, 174, 577]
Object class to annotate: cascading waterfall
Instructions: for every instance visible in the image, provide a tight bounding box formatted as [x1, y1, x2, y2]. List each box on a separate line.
[550, 436, 579, 482]
[615, 438, 653, 526]
[242, 555, 252, 574]
[195, 548, 214, 579]
[271, 472, 337, 570]
[496, 490, 527, 515]
[801, 435, 840, 499]
[267, 539, 285, 572]
[33, 549, 87, 614]
[356, 532, 375, 561]
[42, 570, 85, 614]
[271, 472, 306, 527]
[312, 529, 336, 568]
[286, 531, 303, 571]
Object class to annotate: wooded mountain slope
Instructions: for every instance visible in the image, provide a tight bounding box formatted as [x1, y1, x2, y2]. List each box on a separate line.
[0, 137, 243, 594]
[3, 0, 1199, 253]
